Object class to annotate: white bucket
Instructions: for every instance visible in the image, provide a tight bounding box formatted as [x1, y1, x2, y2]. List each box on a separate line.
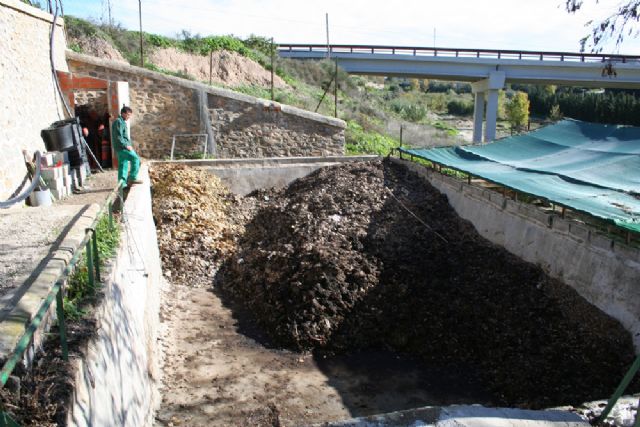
[29, 189, 52, 207]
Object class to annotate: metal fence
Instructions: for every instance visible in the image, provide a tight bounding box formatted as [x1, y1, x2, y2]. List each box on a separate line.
[0, 182, 124, 427]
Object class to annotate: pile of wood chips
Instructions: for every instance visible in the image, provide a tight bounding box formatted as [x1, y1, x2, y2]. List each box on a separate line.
[150, 164, 242, 287]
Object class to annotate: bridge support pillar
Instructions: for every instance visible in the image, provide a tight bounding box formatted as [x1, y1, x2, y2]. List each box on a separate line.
[472, 71, 506, 143]
[473, 92, 485, 143]
[484, 89, 499, 142]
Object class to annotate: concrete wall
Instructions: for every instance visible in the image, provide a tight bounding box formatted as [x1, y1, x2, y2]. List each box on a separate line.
[67, 166, 161, 427]
[158, 156, 377, 195]
[0, 0, 68, 201]
[393, 158, 640, 350]
[67, 52, 346, 160]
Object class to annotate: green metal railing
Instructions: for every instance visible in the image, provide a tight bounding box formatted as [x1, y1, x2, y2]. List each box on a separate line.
[596, 354, 640, 426]
[0, 183, 124, 426]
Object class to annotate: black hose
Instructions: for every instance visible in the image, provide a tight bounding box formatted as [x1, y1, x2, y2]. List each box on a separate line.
[0, 152, 44, 209]
[49, 0, 105, 172]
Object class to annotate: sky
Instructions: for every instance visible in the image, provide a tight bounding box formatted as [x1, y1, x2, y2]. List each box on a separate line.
[60, 0, 640, 55]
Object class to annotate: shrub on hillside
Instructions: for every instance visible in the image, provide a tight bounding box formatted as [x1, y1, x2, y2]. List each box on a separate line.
[447, 99, 474, 116]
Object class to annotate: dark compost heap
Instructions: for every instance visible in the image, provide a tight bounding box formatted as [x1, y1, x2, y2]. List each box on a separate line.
[218, 158, 637, 409]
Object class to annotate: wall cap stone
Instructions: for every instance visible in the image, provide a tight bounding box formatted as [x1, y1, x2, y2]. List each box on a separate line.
[152, 155, 378, 168]
[0, 0, 64, 25]
[66, 51, 346, 129]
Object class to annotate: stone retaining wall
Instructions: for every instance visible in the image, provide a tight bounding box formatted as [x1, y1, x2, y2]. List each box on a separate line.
[0, 0, 68, 201]
[67, 52, 345, 159]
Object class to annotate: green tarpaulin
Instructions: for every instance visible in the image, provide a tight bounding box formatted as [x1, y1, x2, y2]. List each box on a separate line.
[402, 119, 640, 232]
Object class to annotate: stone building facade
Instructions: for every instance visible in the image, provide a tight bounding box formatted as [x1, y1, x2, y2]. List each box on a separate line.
[0, 0, 68, 201]
[67, 53, 345, 160]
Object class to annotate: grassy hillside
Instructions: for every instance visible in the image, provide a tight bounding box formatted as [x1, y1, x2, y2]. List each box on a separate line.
[65, 16, 640, 156]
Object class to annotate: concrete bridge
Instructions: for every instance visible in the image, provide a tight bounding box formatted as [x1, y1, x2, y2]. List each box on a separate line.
[278, 44, 640, 142]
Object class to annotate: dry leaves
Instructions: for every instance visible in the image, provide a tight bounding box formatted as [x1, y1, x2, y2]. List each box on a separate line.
[150, 164, 242, 288]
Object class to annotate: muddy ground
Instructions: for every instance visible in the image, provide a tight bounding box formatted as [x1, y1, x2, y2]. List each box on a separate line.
[151, 160, 638, 426]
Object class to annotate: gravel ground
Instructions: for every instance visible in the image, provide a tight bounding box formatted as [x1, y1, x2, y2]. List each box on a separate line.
[0, 170, 117, 301]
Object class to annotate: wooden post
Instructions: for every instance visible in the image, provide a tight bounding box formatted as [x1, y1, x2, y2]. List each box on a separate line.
[399, 125, 403, 147]
[209, 50, 213, 85]
[138, 0, 143, 67]
[271, 37, 275, 101]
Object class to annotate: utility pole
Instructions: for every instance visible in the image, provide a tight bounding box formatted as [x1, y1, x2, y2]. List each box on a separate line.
[270, 37, 275, 101]
[138, 0, 144, 67]
[433, 27, 436, 47]
[326, 13, 330, 59]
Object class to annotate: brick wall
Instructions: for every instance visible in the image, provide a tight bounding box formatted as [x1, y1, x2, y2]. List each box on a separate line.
[0, 0, 68, 201]
[67, 52, 345, 159]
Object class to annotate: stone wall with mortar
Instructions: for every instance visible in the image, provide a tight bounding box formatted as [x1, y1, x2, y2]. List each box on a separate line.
[74, 89, 109, 117]
[66, 52, 345, 159]
[0, 0, 68, 201]
[393, 158, 640, 352]
[209, 95, 344, 158]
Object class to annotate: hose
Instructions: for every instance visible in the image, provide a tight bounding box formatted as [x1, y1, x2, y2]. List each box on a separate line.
[49, 0, 105, 173]
[0, 152, 43, 209]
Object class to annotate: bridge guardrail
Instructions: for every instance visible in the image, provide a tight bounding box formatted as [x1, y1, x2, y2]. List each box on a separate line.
[278, 44, 640, 64]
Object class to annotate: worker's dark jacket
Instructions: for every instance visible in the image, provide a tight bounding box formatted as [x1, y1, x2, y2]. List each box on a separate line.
[111, 116, 131, 152]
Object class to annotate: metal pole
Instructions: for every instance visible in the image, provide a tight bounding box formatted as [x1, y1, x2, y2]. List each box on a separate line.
[138, 0, 143, 67]
[55, 288, 69, 361]
[209, 50, 213, 85]
[326, 13, 330, 59]
[86, 236, 95, 292]
[108, 201, 114, 229]
[92, 231, 100, 282]
[334, 59, 338, 118]
[270, 37, 275, 101]
[597, 355, 640, 424]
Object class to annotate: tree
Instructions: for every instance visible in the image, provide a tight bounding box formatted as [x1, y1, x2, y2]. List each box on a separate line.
[506, 91, 530, 133]
[565, 0, 640, 52]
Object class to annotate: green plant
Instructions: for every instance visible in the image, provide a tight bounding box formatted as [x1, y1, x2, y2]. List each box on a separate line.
[447, 99, 474, 116]
[345, 121, 398, 156]
[68, 43, 83, 53]
[506, 91, 531, 132]
[64, 213, 120, 319]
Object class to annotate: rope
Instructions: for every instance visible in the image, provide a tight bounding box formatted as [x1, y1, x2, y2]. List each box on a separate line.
[385, 187, 449, 244]
[0, 152, 43, 209]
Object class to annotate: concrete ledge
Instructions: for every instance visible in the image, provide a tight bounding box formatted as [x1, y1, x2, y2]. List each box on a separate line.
[66, 51, 346, 129]
[152, 155, 378, 168]
[313, 405, 588, 427]
[0, 204, 100, 364]
[162, 155, 380, 195]
[67, 165, 161, 427]
[0, 0, 65, 25]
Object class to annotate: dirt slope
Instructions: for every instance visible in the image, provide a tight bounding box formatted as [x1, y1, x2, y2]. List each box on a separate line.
[149, 47, 287, 88]
[68, 35, 127, 63]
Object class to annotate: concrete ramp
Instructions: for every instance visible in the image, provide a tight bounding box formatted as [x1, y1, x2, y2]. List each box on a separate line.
[313, 405, 589, 427]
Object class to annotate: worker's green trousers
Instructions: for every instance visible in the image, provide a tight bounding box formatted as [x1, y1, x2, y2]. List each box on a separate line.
[117, 149, 140, 185]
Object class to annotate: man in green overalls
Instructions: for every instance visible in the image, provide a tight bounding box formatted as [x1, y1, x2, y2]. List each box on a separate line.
[112, 106, 142, 186]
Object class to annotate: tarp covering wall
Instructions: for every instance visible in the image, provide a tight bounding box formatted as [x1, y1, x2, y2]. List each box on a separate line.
[402, 119, 640, 232]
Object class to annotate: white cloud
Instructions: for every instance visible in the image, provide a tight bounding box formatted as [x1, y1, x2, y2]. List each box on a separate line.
[63, 0, 640, 54]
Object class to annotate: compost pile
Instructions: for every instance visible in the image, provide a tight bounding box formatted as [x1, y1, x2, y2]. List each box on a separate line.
[220, 159, 637, 408]
[150, 165, 243, 287]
